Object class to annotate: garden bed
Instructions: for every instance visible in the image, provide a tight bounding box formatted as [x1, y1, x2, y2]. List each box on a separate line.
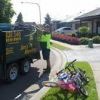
[52, 34, 80, 45]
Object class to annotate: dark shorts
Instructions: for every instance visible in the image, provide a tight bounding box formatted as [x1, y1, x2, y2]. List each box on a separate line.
[40, 42, 50, 60]
[41, 49, 50, 60]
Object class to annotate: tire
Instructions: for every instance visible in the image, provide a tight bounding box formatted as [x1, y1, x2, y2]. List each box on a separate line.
[42, 81, 58, 87]
[77, 68, 89, 84]
[78, 87, 88, 97]
[82, 76, 89, 84]
[20, 59, 30, 74]
[6, 63, 18, 82]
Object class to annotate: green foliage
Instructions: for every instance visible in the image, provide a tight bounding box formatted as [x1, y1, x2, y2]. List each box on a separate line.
[93, 36, 100, 44]
[77, 32, 100, 38]
[0, 0, 15, 23]
[77, 26, 90, 38]
[44, 14, 52, 32]
[44, 14, 51, 26]
[80, 37, 89, 45]
[79, 26, 90, 33]
[15, 12, 23, 23]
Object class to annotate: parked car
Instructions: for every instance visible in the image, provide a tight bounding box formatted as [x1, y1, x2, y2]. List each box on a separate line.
[55, 27, 76, 35]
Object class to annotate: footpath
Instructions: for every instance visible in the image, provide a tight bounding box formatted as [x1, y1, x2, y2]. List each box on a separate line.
[14, 48, 66, 100]
[29, 47, 67, 100]
[30, 40, 100, 100]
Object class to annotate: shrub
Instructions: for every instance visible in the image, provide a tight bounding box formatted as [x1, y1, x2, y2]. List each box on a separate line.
[93, 36, 100, 44]
[80, 37, 89, 45]
[77, 26, 90, 38]
[76, 32, 100, 38]
[78, 26, 90, 33]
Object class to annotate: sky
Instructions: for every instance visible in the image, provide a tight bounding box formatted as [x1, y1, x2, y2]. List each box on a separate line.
[11, 0, 100, 24]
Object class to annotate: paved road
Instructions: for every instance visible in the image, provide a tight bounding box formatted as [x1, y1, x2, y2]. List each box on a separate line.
[0, 50, 55, 100]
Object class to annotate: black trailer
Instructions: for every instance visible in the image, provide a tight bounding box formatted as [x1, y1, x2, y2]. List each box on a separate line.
[0, 26, 40, 82]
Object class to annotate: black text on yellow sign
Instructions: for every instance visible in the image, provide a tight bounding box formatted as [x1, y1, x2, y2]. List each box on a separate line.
[6, 31, 21, 44]
[6, 47, 14, 55]
[21, 44, 36, 55]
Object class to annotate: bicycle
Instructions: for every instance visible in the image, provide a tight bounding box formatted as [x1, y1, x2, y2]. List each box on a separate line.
[54, 59, 89, 85]
[65, 59, 89, 85]
[42, 59, 89, 97]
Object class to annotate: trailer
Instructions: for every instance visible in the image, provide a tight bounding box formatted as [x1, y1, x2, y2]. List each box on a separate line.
[0, 23, 40, 82]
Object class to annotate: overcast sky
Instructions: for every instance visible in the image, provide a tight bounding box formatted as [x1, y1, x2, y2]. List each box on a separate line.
[12, 0, 100, 24]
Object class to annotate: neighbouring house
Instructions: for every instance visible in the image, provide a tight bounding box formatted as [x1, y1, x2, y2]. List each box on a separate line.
[72, 8, 100, 34]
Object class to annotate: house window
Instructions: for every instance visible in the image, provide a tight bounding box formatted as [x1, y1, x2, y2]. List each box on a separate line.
[75, 23, 80, 29]
[97, 21, 100, 27]
[97, 21, 100, 34]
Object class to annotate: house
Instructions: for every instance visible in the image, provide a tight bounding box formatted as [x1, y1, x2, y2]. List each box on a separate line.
[73, 8, 100, 34]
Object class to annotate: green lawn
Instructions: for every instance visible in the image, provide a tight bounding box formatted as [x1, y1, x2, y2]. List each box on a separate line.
[41, 62, 98, 100]
[51, 42, 71, 50]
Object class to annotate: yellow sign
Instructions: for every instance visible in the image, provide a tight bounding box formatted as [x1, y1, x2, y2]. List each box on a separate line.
[6, 47, 14, 55]
[6, 31, 21, 44]
[21, 44, 36, 55]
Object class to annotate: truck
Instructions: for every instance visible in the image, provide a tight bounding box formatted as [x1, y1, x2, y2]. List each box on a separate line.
[0, 23, 41, 82]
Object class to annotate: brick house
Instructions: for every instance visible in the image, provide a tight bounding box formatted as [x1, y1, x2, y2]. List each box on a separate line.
[72, 8, 100, 34]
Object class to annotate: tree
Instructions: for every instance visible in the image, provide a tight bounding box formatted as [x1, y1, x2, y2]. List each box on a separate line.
[44, 14, 52, 32]
[44, 14, 51, 25]
[0, 0, 15, 23]
[15, 12, 24, 23]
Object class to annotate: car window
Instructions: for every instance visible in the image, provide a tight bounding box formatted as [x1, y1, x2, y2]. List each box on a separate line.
[63, 27, 71, 30]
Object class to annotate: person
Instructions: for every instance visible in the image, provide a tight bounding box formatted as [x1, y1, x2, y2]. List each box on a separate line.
[39, 24, 51, 72]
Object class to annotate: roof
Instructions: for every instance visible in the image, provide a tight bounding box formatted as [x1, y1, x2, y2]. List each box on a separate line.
[75, 8, 100, 19]
[69, 19, 80, 23]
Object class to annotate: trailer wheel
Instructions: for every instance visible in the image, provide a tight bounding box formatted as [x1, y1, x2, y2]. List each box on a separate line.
[6, 63, 18, 82]
[20, 59, 30, 74]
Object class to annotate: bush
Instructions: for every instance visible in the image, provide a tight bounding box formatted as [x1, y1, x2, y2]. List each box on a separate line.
[76, 32, 100, 38]
[80, 37, 89, 45]
[78, 26, 90, 33]
[93, 36, 100, 44]
[77, 26, 90, 38]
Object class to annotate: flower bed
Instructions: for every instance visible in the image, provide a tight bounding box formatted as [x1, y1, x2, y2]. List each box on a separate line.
[52, 34, 80, 45]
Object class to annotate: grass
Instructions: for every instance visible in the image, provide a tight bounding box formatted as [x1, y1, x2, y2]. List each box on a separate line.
[51, 42, 71, 50]
[41, 62, 98, 100]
